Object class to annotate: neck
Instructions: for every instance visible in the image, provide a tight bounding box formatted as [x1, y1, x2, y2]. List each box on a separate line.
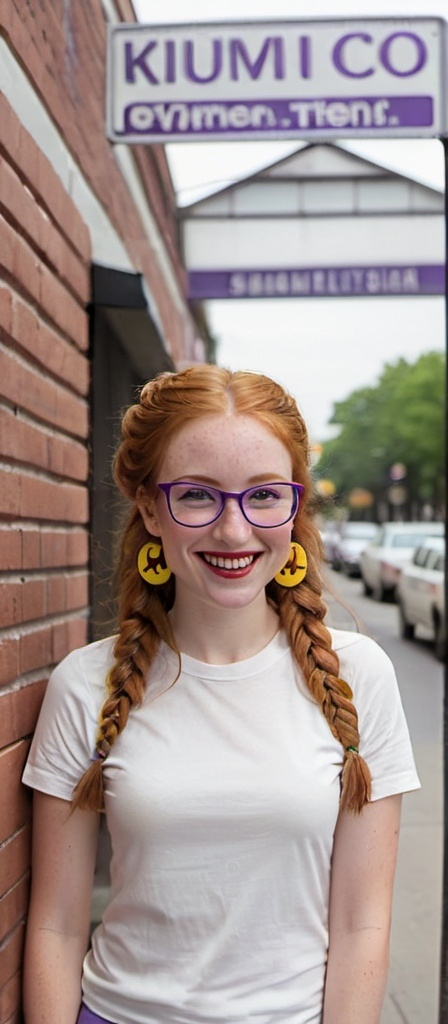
[169, 597, 280, 664]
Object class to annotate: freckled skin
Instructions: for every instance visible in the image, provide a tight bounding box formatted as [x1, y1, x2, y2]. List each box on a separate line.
[138, 414, 294, 632]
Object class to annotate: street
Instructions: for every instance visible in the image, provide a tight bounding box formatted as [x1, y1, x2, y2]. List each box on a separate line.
[324, 567, 444, 1024]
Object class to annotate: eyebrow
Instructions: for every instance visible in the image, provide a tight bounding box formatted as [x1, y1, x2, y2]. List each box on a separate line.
[170, 474, 290, 485]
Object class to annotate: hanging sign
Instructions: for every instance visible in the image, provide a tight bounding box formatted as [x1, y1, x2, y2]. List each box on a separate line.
[107, 18, 447, 143]
[187, 264, 444, 300]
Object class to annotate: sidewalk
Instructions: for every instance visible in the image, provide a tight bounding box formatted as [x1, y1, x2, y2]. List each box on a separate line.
[382, 738, 443, 1024]
[326, 574, 444, 1024]
[372, 634, 443, 1024]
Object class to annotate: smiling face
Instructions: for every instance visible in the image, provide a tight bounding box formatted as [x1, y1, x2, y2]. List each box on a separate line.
[137, 413, 295, 618]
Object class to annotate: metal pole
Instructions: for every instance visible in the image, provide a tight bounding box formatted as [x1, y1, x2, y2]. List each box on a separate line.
[439, 135, 448, 1024]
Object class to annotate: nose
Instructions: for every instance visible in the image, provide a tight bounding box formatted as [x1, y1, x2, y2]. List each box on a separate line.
[210, 497, 253, 545]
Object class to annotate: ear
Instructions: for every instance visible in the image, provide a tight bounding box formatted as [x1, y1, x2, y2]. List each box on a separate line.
[137, 490, 162, 538]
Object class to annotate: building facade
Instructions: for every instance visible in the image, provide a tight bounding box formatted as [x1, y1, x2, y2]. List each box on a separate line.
[0, 3, 208, 1018]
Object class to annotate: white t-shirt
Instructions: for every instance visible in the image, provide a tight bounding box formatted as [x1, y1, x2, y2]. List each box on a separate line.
[23, 628, 420, 1024]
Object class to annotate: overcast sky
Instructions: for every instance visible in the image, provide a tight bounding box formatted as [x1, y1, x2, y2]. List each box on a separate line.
[131, 0, 446, 443]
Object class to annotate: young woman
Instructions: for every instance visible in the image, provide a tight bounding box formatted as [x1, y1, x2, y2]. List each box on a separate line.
[23, 365, 420, 1024]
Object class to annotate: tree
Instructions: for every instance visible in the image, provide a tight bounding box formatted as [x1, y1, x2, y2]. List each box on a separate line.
[316, 351, 445, 518]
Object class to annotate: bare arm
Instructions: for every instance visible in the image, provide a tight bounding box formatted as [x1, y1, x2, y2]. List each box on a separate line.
[23, 791, 100, 1024]
[322, 793, 402, 1024]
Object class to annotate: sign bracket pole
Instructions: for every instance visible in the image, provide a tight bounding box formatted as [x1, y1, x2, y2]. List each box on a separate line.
[439, 135, 448, 1024]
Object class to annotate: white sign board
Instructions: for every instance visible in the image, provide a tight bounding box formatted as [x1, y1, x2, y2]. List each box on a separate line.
[107, 18, 447, 143]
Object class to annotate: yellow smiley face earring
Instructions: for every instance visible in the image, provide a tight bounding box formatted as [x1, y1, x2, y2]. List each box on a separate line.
[274, 541, 307, 588]
[137, 541, 172, 585]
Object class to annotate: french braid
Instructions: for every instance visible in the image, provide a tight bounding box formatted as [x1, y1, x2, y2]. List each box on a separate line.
[72, 512, 177, 812]
[72, 364, 371, 814]
[271, 533, 371, 813]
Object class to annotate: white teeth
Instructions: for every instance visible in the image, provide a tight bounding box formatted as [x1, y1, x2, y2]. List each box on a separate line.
[203, 553, 255, 569]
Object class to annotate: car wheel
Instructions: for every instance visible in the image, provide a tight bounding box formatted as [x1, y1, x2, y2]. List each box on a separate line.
[398, 602, 414, 640]
[434, 615, 445, 663]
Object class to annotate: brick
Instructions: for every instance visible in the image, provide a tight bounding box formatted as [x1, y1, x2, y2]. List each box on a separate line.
[0, 681, 47, 749]
[38, 261, 88, 352]
[0, 638, 20, 689]
[20, 475, 89, 523]
[47, 435, 89, 482]
[0, 469, 20, 517]
[0, 742, 32, 845]
[51, 618, 88, 665]
[0, 218, 88, 353]
[0, 922, 25, 999]
[10, 227, 40, 308]
[46, 574, 66, 614]
[0, 97, 21, 176]
[21, 578, 47, 624]
[35, 148, 91, 262]
[20, 531, 40, 571]
[0, 827, 31, 901]
[0, 96, 90, 263]
[41, 528, 89, 568]
[51, 620, 69, 665]
[36, 320, 90, 397]
[20, 625, 53, 676]
[10, 295, 89, 396]
[65, 529, 89, 566]
[40, 529, 68, 568]
[64, 616, 89, 659]
[65, 572, 89, 612]
[0, 157, 40, 258]
[0, 406, 88, 482]
[0, 289, 12, 337]
[0, 345, 89, 437]
[11, 299, 39, 361]
[0, 347, 52, 424]
[0, 408, 47, 470]
[0, 532, 21, 572]
[0, 583, 22, 629]
[0, 617, 88, 684]
[0, 876, 30, 946]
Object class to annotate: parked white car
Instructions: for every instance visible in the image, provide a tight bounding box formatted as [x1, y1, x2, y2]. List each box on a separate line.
[359, 521, 444, 602]
[396, 537, 445, 661]
[332, 521, 378, 577]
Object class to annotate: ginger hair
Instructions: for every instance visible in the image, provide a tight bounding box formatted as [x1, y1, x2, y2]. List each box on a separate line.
[72, 365, 371, 814]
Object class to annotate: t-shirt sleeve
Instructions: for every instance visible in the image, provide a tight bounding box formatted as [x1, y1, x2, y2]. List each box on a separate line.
[336, 632, 421, 802]
[22, 645, 106, 801]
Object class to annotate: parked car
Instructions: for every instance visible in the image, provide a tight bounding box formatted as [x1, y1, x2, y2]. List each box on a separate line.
[319, 520, 341, 565]
[396, 537, 445, 661]
[359, 521, 444, 602]
[332, 521, 378, 576]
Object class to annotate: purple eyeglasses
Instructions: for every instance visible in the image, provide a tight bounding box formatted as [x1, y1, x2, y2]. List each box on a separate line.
[157, 481, 304, 528]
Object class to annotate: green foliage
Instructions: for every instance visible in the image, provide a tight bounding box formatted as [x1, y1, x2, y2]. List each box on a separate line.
[317, 351, 445, 513]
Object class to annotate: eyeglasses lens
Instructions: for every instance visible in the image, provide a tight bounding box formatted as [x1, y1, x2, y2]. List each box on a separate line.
[167, 483, 298, 527]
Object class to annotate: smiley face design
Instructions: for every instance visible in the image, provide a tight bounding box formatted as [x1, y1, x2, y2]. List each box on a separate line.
[137, 542, 172, 585]
[274, 542, 307, 587]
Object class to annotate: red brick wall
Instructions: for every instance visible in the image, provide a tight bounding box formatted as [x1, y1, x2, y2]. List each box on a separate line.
[0, 4, 203, 1018]
[0, 93, 91, 1020]
[2, 0, 197, 361]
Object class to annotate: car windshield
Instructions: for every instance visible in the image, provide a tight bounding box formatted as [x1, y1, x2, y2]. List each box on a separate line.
[343, 524, 376, 539]
[391, 533, 437, 548]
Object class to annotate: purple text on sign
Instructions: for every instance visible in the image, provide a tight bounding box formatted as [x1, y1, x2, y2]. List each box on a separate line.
[123, 31, 428, 86]
[187, 266, 444, 300]
[121, 95, 433, 137]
